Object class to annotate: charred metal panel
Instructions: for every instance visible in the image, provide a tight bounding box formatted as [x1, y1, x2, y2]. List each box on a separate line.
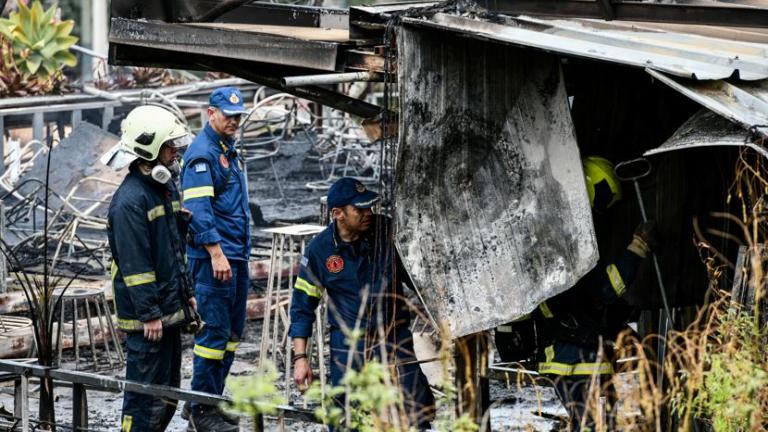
[477, 0, 768, 28]
[111, 0, 347, 26]
[109, 18, 339, 71]
[396, 27, 597, 338]
[646, 70, 768, 139]
[644, 109, 762, 157]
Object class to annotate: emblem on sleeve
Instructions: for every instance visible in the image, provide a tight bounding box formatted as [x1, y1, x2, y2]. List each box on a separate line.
[326, 255, 344, 273]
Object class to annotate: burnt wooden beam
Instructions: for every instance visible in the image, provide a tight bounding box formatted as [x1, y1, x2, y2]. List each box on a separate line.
[109, 17, 340, 72]
[344, 49, 390, 74]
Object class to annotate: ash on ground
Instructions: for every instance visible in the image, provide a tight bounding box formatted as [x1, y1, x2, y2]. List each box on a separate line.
[0, 318, 565, 431]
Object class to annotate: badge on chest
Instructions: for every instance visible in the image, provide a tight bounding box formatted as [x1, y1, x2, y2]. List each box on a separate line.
[326, 255, 344, 273]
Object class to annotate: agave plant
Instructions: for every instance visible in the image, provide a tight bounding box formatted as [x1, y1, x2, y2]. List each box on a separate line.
[0, 36, 70, 97]
[0, 1, 77, 78]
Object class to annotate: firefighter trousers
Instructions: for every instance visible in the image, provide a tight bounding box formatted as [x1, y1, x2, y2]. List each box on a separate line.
[189, 258, 249, 411]
[552, 374, 617, 431]
[121, 327, 182, 431]
[328, 326, 436, 431]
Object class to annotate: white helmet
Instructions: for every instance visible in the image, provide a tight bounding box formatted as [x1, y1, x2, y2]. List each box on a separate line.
[102, 105, 190, 170]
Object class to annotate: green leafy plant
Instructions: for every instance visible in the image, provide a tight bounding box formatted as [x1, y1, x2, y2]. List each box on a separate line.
[307, 360, 404, 432]
[691, 310, 768, 431]
[226, 361, 288, 419]
[0, 35, 70, 96]
[0, 1, 77, 78]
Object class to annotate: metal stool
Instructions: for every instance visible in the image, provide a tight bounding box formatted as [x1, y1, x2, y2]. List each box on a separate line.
[257, 224, 326, 397]
[0, 316, 34, 358]
[55, 286, 123, 370]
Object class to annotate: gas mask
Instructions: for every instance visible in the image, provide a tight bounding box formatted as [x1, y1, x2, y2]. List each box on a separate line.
[150, 165, 172, 184]
[150, 159, 180, 185]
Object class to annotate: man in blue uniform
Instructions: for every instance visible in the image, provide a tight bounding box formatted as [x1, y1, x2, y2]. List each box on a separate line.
[106, 105, 196, 431]
[495, 157, 657, 431]
[181, 87, 250, 432]
[289, 177, 435, 430]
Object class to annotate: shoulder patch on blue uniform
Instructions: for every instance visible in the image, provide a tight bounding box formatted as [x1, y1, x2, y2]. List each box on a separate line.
[195, 163, 207, 173]
[301, 256, 308, 267]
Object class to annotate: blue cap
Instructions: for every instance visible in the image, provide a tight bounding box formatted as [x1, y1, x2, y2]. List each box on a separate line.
[209, 86, 248, 116]
[327, 177, 380, 209]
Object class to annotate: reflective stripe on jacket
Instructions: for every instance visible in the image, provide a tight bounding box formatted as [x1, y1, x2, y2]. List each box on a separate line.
[180, 123, 250, 261]
[288, 216, 411, 339]
[107, 164, 189, 330]
[535, 250, 643, 375]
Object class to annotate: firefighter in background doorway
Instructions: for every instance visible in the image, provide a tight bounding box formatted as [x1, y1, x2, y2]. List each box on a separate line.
[495, 156, 657, 431]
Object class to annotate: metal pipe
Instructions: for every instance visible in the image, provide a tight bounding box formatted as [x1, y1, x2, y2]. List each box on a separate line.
[71, 44, 107, 60]
[281, 72, 382, 87]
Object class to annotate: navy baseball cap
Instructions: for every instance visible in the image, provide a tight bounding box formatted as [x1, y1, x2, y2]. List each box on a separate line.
[209, 86, 248, 116]
[327, 177, 380, 209]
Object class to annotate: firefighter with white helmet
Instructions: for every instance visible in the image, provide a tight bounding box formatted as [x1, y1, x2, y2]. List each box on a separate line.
[105, 105, 197, 431]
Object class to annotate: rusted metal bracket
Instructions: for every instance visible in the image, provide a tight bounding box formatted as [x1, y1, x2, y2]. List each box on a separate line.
[344, 49, 391, 74]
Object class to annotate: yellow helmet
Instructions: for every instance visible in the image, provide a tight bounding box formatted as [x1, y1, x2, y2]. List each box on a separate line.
[583, 156, 622, 209]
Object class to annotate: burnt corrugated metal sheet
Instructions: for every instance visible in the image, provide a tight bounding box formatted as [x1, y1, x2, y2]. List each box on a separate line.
[644, 108, 768, 158]
[400, 12, 768, 80]
[395, 26, 597, 338]
[646, 69, 768, 139]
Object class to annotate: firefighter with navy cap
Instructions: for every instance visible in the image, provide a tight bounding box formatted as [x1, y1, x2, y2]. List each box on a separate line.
[180, 87, 250, 431]
[289, 177, 436, 430]
[495, 156, 657, 431]
[104, 105, 196, 431]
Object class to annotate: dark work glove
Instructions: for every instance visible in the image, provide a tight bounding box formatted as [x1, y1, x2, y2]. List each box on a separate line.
[627, 220, 657, 258]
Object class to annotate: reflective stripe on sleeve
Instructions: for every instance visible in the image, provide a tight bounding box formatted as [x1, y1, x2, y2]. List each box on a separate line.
[172, 200, 181, 212]
[123, 271, 156, 287]
[294, 277, 322, 298]
[606, 264, 627, 297]
[226, 341, 240, 352]
[117, 308, 187, 331]
[183, 186, 215, 200]
[111, 261, 118, 281]
[147, 205, 165, 222]
[539, 301, 554, 319]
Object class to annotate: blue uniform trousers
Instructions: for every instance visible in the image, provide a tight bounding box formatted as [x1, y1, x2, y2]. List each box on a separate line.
[121, 327, 182, 431]
[329, 326, 436, 430]
[189, 258, 249, 409]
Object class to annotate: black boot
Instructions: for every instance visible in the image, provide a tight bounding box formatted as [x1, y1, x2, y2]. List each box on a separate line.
[218, 407, 240, 426]
[187, 405, 239, 432]
[183, 401, 239, 426]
